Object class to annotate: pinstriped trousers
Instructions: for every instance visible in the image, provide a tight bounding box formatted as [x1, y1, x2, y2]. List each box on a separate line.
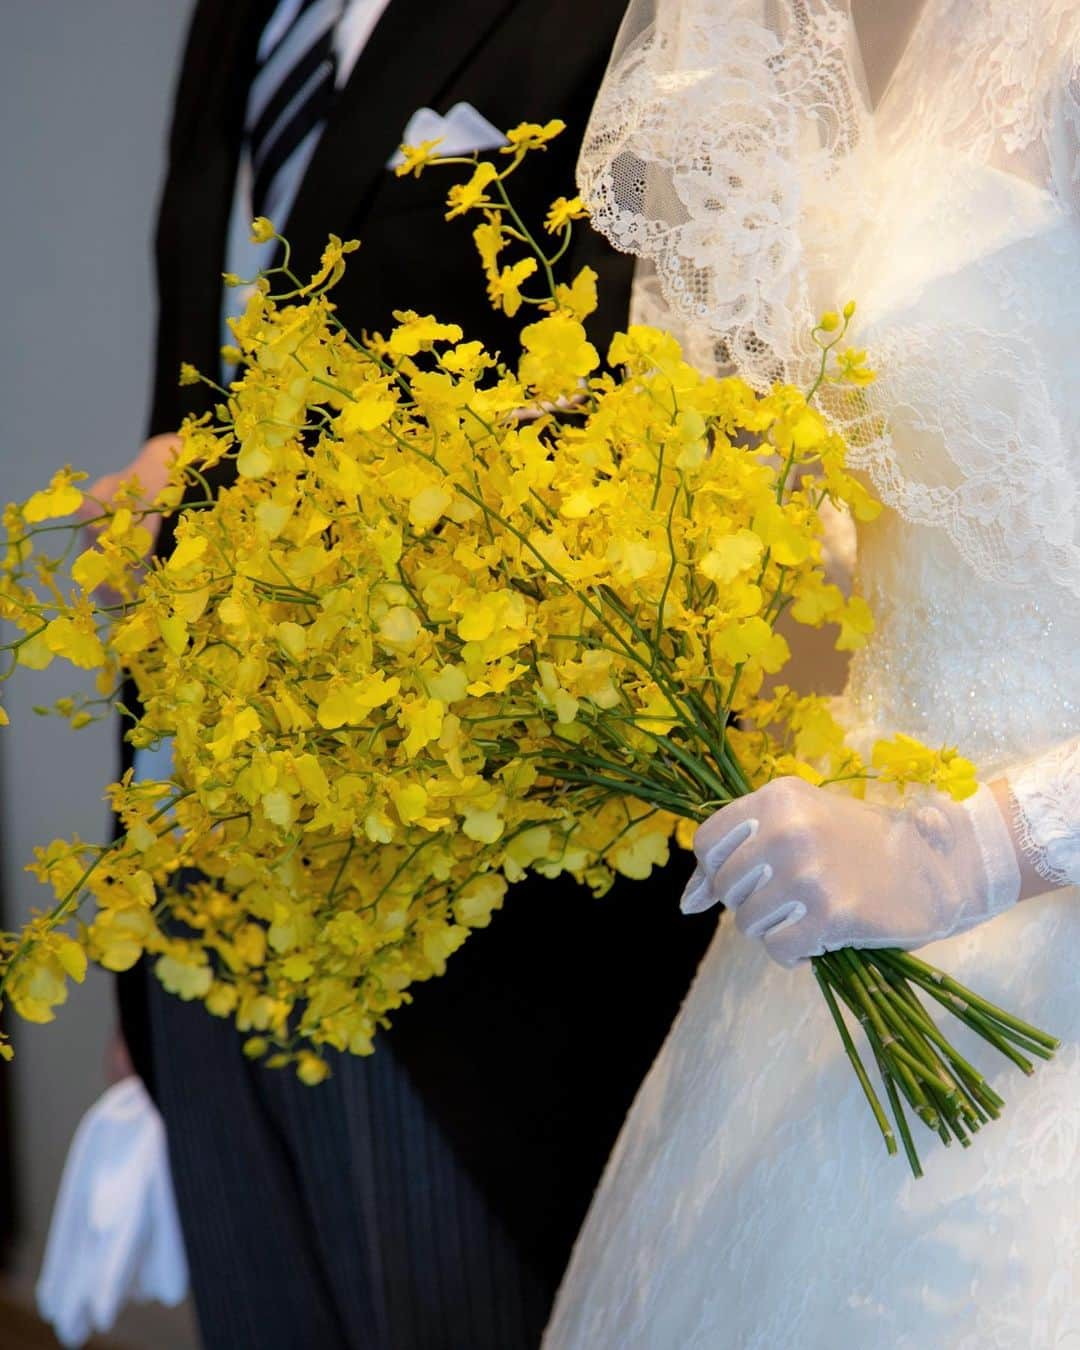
[145, 967, 553, 1349]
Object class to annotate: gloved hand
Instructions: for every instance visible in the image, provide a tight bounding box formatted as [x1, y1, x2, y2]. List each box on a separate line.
[36, 1076, 188, 1348]
[679, 777, 1022, 967]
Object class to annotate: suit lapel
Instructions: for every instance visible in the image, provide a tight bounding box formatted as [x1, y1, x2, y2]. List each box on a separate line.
[167, 0, 264, 384]
[283, 0, 521, 275]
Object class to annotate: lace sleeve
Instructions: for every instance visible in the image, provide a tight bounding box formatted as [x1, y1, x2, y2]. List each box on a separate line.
[576, 0, 871, 389]
[1010, 736, 1080, 888]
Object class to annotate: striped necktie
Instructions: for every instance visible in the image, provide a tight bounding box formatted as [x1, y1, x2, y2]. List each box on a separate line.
[247, 0, 344, 224]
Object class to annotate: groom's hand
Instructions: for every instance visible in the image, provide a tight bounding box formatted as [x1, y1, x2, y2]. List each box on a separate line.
[74, 434, 179, 602]
[76, 432, 179, 552]
[105, 1025, 135, 1086]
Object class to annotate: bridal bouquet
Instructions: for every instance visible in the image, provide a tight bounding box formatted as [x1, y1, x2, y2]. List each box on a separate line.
[0, 124, 1056, 1173]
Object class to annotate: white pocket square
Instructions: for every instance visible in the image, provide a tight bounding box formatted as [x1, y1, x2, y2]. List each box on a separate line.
[388, 102, 507, 167]
[37, 1077, 188, 1348]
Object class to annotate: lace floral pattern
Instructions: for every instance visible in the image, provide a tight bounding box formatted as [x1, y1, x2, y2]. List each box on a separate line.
[546, 904, 1080, 1348]
[578, 0, 1080, 598]
[879, 0, 1080, 193]
[1011, 738, 1080, 886]
[848, 313, 1080, 597]
[578, 0, 869, 389]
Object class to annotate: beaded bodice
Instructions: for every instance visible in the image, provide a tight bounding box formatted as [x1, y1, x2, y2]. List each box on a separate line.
[845, 519, 1080, 778]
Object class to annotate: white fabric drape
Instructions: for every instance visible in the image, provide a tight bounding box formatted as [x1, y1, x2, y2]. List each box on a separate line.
[577, 0, 1080, 600]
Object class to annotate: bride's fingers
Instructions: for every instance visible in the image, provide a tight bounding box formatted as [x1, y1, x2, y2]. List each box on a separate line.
[691, 776, 815, 872]
[702, 827, 776, 906]
[681, 814, 762, 915]
[678, 864, 712, 914]
[734, 881, 814, 967]
[761, 916, 819, 970]
[687, 779, 822, 919]
[692, 805, 760, 870]
[735, 887, 807, 941]
[682, 837, 776, 917]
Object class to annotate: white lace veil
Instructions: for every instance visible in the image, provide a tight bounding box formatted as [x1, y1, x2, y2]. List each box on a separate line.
[578, 0, 1080, 599]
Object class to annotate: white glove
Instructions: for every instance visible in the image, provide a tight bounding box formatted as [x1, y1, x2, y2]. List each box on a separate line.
[37, 1077, 188, 1348]
[680, 777, 1022, 967]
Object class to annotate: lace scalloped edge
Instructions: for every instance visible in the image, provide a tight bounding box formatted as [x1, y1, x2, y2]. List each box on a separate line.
[1008, 783, 1073, 888]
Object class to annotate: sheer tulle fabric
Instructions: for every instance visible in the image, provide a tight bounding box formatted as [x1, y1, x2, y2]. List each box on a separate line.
[577, 0, 1080, 599]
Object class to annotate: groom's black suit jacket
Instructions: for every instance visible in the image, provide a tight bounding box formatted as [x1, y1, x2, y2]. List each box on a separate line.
[121, 0, 716, 1286]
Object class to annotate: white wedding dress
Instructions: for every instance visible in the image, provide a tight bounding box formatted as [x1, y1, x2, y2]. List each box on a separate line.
[545, 2, 1080, 1345]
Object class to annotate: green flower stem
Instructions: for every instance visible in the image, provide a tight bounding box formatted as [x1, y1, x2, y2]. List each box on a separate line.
[823, 952, 940, 1132]
[949, 1073, 993, 1128]
[930, 994, 1037, 1077]
[646, 733, 735, 805]
[922, 1075, 974, 1143]
[492, 177, 558, 301]
[967, 1017, 1058, 1063]
[944, 1107, 972, 1149]
[326, 838, 355, 907]
[651, 489, 682, 653]
[858, 955, 993, 1134]
[872, 1015, 961, 1112]
[882, 950, 1060, 1052]
[813, 940, 1062, 1173]
[889, 1054, 943, 1135]
[877, 955, 1040, 1075]
[860, 962, 973, 1125]
[533, 767, 704, 817]
[861, 960, 945, 1070]
[833, 950, 897, 1055]
[877, 1045, 923, 1179]
[822, 955, 942, 1160]
[546, 221, 575, 268]
[498, 735, 696, 804]
[813, 960, 897, 1157]
[865, 953, 1003, 1116]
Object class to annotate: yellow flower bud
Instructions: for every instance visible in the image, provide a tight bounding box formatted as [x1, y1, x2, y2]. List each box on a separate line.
[249, 216, 275, 244]
[296, 1052, 331, 1086]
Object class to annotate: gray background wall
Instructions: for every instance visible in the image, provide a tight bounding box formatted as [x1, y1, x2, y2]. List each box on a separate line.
[1, 4, 198, 1344]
